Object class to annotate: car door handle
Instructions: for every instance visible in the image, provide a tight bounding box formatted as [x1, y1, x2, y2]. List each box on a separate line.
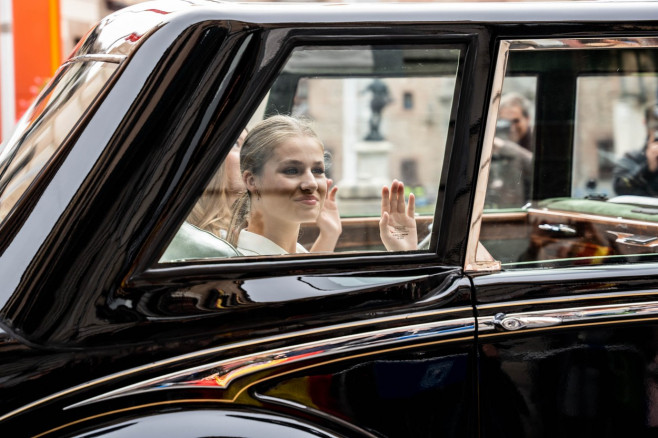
[492, 312, 562, 331]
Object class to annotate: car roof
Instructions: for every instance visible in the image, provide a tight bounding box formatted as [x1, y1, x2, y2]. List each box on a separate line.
[80, 0, 658, 59]
[228, 0, 658, 23]
[173, 0, 658, 24]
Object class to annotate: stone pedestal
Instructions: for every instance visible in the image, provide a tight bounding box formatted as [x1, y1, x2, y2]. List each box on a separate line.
[338, 140, 393, 216]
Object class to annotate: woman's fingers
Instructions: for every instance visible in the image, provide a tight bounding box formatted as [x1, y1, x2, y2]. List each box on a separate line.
[328, 185, 338, 201]
[325, 179, 333, 200]
[389, 180, 398, 212]
[381, 185, 391, 215]
[407, 192, 415, 218]
[383, 180, 414, 217]
[387, 179, 407, 214]
[396, 180, 405, 213]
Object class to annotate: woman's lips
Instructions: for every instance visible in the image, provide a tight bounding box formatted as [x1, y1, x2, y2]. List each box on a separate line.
[296, 195, 319, 205]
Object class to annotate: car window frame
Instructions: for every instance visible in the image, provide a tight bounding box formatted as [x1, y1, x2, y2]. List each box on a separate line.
[139, 29, 480, 279]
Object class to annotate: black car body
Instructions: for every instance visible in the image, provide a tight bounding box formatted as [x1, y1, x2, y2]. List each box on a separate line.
[3, 1, 658, 436]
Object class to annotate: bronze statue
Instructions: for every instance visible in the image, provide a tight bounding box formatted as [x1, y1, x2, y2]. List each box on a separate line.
[363, 79, 392, 141]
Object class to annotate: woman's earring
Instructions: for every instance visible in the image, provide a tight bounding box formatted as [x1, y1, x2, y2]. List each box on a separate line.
[256, 189, 261, 200]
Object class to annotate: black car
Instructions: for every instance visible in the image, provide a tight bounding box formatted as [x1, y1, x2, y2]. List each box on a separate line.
[3, 1, 658, 436]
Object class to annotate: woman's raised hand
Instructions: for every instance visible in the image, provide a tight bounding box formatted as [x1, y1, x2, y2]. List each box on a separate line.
[311, 179, 342, 252]
[380, 179, 418, 251]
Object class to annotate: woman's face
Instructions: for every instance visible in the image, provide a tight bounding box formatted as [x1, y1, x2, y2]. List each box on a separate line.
[246, 135, 327, 227]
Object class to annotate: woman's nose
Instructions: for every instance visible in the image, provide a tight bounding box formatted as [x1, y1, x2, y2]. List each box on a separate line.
[300, 169, 319, 191]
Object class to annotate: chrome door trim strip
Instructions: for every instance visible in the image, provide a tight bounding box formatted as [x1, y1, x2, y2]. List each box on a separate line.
[67, 316, 476, 410]
[478, 300, 658, 334]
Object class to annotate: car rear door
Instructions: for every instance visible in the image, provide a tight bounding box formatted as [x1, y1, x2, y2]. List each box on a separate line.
[471, 32, 658, 437]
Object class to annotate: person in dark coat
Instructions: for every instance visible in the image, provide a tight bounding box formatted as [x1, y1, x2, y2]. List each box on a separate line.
[613, 104, 658, 196]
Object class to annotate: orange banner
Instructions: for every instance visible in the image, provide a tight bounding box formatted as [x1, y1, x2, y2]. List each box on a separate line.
[12, 0, 61, 119]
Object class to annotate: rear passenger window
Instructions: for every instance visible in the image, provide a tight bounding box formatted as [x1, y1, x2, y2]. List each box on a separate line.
[161, 44, 464, 262]
[477, 38, 658, 269]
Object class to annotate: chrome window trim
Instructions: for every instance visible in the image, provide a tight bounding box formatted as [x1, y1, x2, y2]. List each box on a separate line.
[466, 36, 658, 273]
[509, 37, 658, 51]
[465, 40, 509, 272]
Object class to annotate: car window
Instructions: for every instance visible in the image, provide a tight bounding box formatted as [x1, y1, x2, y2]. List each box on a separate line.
[477, 38, 658, 269]
[0, 61, 119, 226]
[161, 44, 463, 262]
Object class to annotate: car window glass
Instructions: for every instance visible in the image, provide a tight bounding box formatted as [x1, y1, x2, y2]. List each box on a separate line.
[0, 61, 118, 226]
[479, 40, 658, 269]
[161, 44, 463, 262]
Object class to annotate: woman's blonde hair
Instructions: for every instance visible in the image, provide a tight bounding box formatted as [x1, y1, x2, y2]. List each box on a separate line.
[186, 163, 234, 236]
[187, 129, 249, 236]
[227, 115, 325, 245]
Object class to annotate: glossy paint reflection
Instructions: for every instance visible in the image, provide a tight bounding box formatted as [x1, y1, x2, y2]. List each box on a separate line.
[133, 271, 462, 317]
[474, 265, 658, 436]
[256, 345, 475, 437]
[479, 326, 657, 437]
[72, 2, 184, 59]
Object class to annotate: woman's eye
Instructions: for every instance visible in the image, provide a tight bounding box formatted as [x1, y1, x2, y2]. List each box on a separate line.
[283, 168, 299, 175]
[312, 167, 325, 175]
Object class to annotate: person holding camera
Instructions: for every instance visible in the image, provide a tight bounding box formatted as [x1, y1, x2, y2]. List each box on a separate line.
[613, 104, 658, 197]
[485, 93, 534, 209]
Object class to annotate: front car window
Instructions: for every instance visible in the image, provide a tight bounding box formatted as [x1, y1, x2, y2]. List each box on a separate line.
[0, 61, 119, 226]
[161, 44, 463, 262]
[476, 38, 658, 269]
